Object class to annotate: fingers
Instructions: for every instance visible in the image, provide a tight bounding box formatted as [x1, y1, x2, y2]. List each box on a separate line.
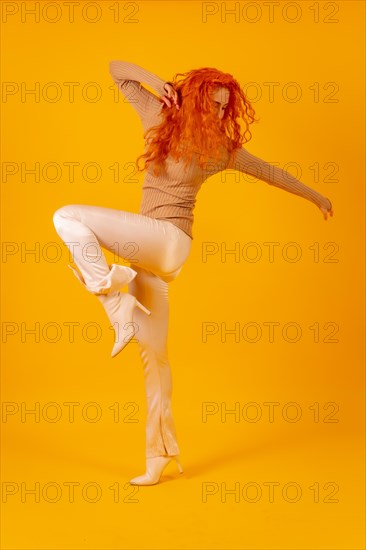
[168, 92, 179, 109]
[164, 95, 179, 110]
[164, 84, 180, 110]
[320, 204, 334, 220]
[161, 96, 172, 108]
[171, 90, 179, 109]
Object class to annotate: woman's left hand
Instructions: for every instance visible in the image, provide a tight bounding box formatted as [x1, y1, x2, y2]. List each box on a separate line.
[319, 198, 334, 220]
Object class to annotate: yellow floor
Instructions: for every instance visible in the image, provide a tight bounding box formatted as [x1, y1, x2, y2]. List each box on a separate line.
[2, 399, 364, 549]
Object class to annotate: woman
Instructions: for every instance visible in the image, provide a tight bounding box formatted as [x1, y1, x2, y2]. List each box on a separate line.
[52, 60, 333, 486]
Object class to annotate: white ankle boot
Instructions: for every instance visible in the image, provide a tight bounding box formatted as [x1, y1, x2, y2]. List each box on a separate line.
[129, 456, 183, 486]
[68, 263, 151, 357]
[68, 262, 137, 295]
[96, 290, 151, 357]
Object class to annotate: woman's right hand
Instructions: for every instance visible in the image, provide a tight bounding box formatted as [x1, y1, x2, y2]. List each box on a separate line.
[161, 82, 180, 110]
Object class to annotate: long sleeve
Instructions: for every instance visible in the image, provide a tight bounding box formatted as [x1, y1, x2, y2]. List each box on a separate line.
[227, 147, 330, 209]
[109, 60, 167, 127]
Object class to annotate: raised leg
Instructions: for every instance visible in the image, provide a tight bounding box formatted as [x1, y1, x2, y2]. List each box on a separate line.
[52, 203, 190, 456]
[52, 203, 191, 285]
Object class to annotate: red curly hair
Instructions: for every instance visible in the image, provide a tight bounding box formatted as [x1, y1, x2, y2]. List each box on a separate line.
[136, 67, 259, 177]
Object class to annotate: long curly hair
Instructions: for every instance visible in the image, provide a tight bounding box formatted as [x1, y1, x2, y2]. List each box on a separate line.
[135, 67, 259, 177]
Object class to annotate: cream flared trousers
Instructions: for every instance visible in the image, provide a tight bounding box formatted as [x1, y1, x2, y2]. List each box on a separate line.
[52, 204, 192, 458]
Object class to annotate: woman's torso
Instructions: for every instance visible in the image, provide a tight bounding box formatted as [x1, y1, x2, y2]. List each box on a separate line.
[139, 115, 230, 239]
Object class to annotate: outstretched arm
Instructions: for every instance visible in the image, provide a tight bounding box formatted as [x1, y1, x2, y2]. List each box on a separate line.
[109, 60, 169, 128]
[227, 147, 333, 220]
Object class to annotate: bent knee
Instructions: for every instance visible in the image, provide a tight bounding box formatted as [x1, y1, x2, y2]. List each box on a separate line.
[160, 265, 183, 283]
[52, 204, 79, 232]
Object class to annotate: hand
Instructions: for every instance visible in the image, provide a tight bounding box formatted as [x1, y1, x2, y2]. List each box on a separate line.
[319, 198, 334, 221]
[161, 82, 180, 110]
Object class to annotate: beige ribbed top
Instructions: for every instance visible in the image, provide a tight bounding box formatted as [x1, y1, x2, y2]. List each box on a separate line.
[109, 60, 329, 239]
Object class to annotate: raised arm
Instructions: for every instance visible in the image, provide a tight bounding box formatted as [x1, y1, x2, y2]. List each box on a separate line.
[109, 60, 168, 127]
[227, 147, 333, 219]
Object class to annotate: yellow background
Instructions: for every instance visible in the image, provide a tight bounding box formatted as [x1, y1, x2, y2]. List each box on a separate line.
[1, 1, 365, 548]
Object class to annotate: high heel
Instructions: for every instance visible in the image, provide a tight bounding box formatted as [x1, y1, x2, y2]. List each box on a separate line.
[67, 262, 151, 357]
[129, 455, 183, 486]
[97, 291, 151, 358]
